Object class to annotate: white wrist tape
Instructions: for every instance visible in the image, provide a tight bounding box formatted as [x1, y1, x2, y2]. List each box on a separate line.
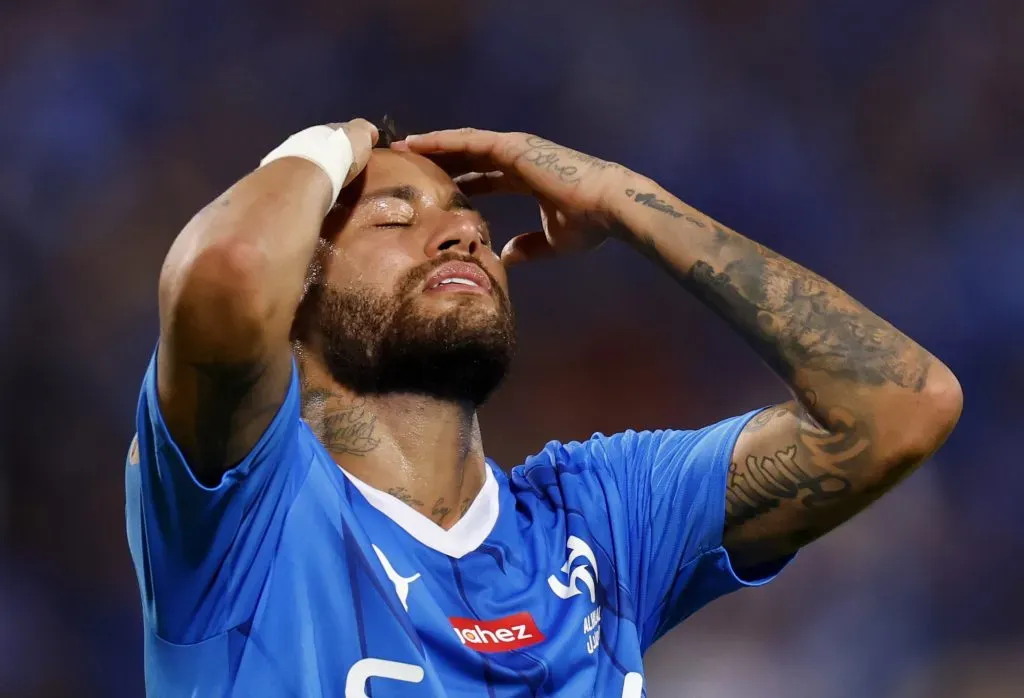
[259, 125, 354, 204]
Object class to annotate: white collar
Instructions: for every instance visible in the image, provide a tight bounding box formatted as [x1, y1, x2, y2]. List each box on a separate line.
[340, 463, 500, 559]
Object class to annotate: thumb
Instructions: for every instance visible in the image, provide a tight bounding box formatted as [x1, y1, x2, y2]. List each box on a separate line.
[501, 231, 557, 268]
[339, 118, 380, 186]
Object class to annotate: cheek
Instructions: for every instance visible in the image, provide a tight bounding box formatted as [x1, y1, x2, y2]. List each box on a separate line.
[481, 252, 510, 295]
[325, 233, 418, 293]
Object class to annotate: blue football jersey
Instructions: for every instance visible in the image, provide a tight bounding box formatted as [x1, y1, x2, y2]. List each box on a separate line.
[126, 355, 790, 697]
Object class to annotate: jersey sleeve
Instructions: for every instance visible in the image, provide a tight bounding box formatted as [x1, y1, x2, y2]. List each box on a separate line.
[572, 411, 793, 651]
[125, 350, 311, 645]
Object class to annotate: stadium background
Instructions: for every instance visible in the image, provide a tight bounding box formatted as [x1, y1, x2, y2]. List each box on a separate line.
[2, 0, 1022, 696]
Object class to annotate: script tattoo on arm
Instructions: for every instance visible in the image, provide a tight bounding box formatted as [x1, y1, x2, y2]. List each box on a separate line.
[724, 401, 880, 555]
[622, 196, 955, 564]
[517, 136, 620, 185]
[624, 189, 708, 228]
[686, 223, 936, 562]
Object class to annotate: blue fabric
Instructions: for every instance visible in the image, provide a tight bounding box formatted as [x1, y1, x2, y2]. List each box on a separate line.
[126, 354, 789, 697]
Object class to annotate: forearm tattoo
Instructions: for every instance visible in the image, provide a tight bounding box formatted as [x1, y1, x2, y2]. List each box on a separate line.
[517, 136, 620, 186]
[635, 220, 933, 393]
[624, 206, 941, 552]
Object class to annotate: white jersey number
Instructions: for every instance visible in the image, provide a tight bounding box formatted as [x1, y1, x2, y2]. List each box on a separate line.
[344, 658, 640, 697]
[345, 658, 424, 697]
[622, 671, 644, 698]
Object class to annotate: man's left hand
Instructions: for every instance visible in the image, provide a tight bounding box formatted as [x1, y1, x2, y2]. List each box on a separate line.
[393, 129, 638, 266]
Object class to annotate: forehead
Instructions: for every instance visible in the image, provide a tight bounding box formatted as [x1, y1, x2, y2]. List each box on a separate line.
[357, 149, 458, 198]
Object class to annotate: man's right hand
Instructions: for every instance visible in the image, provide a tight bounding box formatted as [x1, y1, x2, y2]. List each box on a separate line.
[155, 118, 377, 483]
[330, 119, 379, 187]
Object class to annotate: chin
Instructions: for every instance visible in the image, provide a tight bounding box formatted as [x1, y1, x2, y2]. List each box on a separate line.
[421, 288, 496, 304]
[419, 291, 501, 318]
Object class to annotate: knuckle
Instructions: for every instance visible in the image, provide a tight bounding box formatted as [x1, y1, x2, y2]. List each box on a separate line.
[341, 126, 372, 150]
[348, 117, 374, 132]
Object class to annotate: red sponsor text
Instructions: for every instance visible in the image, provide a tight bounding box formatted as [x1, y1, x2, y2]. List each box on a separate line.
[449, 612, 545, 653]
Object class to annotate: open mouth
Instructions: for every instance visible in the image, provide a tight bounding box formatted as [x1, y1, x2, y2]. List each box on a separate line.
[424, 261, 492, 295]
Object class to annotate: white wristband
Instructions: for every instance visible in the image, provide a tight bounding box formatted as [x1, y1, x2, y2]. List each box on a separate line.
[259, 125, 354, 205]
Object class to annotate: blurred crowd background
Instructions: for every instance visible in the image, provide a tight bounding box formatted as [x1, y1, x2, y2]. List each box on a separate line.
[2, 0, 1023, 696]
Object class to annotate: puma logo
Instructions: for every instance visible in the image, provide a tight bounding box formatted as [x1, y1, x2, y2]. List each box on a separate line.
[372, 544, 421, 612]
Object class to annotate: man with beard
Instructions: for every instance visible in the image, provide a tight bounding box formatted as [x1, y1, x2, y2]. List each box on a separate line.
[126, 118, 962, 697]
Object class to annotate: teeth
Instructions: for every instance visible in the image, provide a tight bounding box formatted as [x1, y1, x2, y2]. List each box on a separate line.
[438, 277, 478, 287]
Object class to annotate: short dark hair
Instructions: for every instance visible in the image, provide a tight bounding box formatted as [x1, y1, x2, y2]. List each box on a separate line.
[373, 115, 405, 148]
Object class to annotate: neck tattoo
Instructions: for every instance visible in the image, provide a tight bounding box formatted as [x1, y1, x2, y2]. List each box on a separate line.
[303, 389, 381, 456]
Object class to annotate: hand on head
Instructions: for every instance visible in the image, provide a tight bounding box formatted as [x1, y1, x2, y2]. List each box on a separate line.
[390, 129, 635, 268]
[324, 119, 380, 187]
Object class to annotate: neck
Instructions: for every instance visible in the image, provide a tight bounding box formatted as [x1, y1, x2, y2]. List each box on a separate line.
[297, 351, 486, 529]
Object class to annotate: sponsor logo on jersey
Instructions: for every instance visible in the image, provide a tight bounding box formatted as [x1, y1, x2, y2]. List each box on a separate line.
[449, 612, 545, 653]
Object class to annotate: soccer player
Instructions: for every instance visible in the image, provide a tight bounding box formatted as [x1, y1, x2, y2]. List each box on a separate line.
[126, 118, 962, 697]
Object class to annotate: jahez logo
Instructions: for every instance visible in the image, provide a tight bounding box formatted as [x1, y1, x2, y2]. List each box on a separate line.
[450, 612, 545, 653]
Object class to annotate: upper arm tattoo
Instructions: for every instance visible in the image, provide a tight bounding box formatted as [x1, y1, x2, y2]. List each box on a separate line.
[723, 402, 883, 560]
[186, 360, 283, 484]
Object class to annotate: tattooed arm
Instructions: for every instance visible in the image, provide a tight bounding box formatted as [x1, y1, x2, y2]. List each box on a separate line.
[399, 129, 963, 570]
[157, 119, 377, 483]
[615, 184, 963, 569]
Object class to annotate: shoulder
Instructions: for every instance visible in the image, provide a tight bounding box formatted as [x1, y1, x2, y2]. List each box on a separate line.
[506, 431, 647, 509]
[505, 421, 751, 508]
[510, 429, 686, 478]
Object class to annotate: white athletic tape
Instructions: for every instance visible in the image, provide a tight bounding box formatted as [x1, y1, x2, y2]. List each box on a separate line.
[259, 125, 354, 204]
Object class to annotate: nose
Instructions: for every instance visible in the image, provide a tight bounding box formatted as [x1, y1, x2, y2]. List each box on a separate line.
[425, 213, 486, 259]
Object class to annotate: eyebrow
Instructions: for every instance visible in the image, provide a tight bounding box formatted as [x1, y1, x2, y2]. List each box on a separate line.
[360, 185, 419, 204]
[359, 185, 478, 213]
[447, 191, 477, 213]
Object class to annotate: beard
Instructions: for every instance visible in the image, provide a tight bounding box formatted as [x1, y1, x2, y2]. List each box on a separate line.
[301, 255, 516, 407]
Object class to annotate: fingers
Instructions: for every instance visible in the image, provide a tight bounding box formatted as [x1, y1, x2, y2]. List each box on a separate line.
[399, 128, 507, 157]
[395, 128, 521, 175]
[338, 118, 379, 186]
[453, 171, 529, 197]
[501, 231, 557, 268]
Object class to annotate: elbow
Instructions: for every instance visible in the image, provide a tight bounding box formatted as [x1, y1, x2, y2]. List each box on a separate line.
[916, 363, 964, 451]
[887, 363, 964, 464]
[159, 236, 272, 353]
